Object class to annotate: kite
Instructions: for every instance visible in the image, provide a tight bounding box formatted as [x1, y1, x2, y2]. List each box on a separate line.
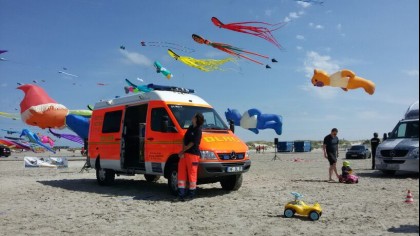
[154, 61, 173, 79]
[124, 79, 153, 94]
[97, 83, 108, 86]
[0, 112, 20, 120]
[311, 69, 375, 95]
[211, 17, 286, 49]
[87, 105, 94, 111]
[65, 114, 90, 140]
[69, 110, 92, 118]
[295, 0, 324, 5]
[0, 50, 7, 54]
[120, 45, 126, 50]
[49, 129, 84, 145]
[18, 84, 69, 129]
[58, 71, 79, 78]
[225, 108, 283, 135]
[168, 49, 235, 72]
[1, 129, 20, 135]
[140, 41, 195, 53]
[39, 134, 55, 147]
[20, 129, 56, 153]
[192, 34, 274, 68]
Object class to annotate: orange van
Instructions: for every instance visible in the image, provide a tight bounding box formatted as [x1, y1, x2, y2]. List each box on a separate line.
[88, 85, 251, 194]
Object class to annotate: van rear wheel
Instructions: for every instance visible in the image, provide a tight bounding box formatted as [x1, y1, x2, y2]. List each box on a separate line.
[167, 164, 178, 196]
[96, 168, 115, 186]
[145, 174, 160, 183]
[220, 174, 243, 191]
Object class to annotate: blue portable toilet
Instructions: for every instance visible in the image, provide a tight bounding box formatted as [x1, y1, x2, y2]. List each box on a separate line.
[294, 141, 311, 152]
[277, 141, 294, 152]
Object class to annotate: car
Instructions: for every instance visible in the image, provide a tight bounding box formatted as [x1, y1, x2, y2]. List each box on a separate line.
[0, 145, 11, 157]
[284, 192, 322, 221]
[346, 145, 371, 159]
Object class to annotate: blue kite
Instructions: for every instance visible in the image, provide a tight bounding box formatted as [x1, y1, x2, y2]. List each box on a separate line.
[20, 129, 56, 153]
[225, 108, 283, 135]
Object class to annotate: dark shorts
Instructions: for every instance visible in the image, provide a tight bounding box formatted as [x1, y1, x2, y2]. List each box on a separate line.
[327, 153, 337, 166]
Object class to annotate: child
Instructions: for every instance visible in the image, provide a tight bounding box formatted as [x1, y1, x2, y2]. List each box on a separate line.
[340, 161, 359, 184]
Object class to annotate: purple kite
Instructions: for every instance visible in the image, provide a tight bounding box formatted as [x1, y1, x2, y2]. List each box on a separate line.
[49, 129, 84, 145]
[0, 50, 7, 54]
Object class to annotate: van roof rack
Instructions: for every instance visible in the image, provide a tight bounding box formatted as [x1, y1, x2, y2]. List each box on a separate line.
[148, 84, 195, 94]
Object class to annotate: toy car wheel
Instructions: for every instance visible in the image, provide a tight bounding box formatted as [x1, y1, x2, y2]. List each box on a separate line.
[309, 211, 320, 221]
[284, 209, 295, 218]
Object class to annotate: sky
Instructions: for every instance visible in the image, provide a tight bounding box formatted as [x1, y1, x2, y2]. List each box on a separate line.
[0, 0, 419, 147]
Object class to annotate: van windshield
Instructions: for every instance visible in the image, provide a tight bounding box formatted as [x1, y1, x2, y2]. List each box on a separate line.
[390, 120, 419, 139]
[169, 105, 228, 130]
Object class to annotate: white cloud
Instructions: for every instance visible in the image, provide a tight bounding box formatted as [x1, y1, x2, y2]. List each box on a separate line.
[296, 35, 305, 40]
[119, 50, 152, 67]
[309, 22, 324, 29]
[284, 11, 305, 23]
[300, 51, 341, 99]
[296, 46, 304, 51]
[297, 1, 311, 8]
[403, 69, 419, 77]
[337, 23, 342, 30]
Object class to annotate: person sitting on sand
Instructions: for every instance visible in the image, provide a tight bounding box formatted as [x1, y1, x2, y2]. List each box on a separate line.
[341, 161, 353, 178]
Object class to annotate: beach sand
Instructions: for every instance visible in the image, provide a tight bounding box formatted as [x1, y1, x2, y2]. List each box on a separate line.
[0, 150, 418, 236]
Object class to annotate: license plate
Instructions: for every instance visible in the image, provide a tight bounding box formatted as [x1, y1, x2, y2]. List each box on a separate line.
[352, 155, 357, 157]
[385, 164, 400, 170]
[226, 166, 243, 172]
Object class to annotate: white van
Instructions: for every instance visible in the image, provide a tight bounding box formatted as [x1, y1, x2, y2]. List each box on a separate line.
[375, 101, 419, 175]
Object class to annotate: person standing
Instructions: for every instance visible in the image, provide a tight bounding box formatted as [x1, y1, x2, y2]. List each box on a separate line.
[370, 133, 381, 170]
[323, 128, 340, 182]
[177, 113, 204, 201]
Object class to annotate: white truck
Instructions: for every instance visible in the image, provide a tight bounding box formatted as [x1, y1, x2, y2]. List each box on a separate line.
[375, 101, 419, 175]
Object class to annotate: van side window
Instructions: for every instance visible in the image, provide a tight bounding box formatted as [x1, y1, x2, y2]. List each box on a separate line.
[102, 110, 123, 133]
[151, 108, 174, 132]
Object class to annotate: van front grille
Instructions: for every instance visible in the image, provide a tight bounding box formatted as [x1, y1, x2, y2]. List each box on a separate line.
[381, 150, 409, 157]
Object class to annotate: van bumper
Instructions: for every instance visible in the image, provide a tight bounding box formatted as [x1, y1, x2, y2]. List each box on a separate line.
[198, 160, 251, 179]
[375, 157, 419, 173]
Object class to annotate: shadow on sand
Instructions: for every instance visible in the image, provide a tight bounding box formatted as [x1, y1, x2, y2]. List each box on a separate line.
[357, 171, 419, 179]
[388, 225, 419, 234]
[37, 178, 229, 202]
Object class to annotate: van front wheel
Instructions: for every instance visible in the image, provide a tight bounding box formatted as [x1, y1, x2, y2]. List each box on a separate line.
[145, 174, 160, 183]
[167, 164, 178, 196]
[220, 174, 243, 191]
[96, 168, 115, 186]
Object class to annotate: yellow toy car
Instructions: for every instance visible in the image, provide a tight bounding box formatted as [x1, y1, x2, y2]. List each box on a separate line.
[284, 192, 322, 221]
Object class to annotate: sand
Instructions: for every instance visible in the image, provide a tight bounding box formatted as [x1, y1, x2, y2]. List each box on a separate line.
[0, 150, 418, 236]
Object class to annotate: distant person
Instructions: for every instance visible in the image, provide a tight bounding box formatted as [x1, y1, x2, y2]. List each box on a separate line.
[383, 133, 388, 141]
[370, 133, 381, 170]
[388, 132, 392, 139]
[341, 161, 353, 179]
[323, 128, 340, 182]
[228, 119, 235, 133]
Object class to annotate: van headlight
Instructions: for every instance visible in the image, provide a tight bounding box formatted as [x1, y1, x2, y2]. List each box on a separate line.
[408, 148, 419, 159]
[200, 151, 217, 160]
[245, 151, 250, 159]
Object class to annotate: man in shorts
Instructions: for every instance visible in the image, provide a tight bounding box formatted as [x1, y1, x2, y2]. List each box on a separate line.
[323, 128, 340, 182]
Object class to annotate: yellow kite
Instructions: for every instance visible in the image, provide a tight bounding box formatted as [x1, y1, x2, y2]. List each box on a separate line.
[168, 49, 234, 72]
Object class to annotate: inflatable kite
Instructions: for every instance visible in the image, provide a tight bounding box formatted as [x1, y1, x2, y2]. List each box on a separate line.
[124, 79, 153, 94]
[225, 108, 283, 135]
[1, 129, 20, 135]
[58, 70, 79, 78]
[18, 84, 69, 129]
[69, 110, 92, 118]
[311, 69, 375, 95]
[0, 50, 7, 54]
[168, 49, 235, 72]
[24, 156, 68, 168]
[39, 134, 55, 147]
[192, 34, 273, 68]
[65, 114, 90, 140]
[20, 129, 55, 153]
[154, 61, 173, 79]
[211, 17, 285, 49]
[49, 129, 84, 145]
[140, 41, 195, 53]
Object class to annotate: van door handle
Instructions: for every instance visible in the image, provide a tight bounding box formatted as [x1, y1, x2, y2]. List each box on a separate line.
[147, 138, 154, 141]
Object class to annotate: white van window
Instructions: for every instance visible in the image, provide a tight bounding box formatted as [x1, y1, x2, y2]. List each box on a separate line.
[102, 110, 123, 133]
[393, 121, 419, 139]
[151, 108, 174, 132]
